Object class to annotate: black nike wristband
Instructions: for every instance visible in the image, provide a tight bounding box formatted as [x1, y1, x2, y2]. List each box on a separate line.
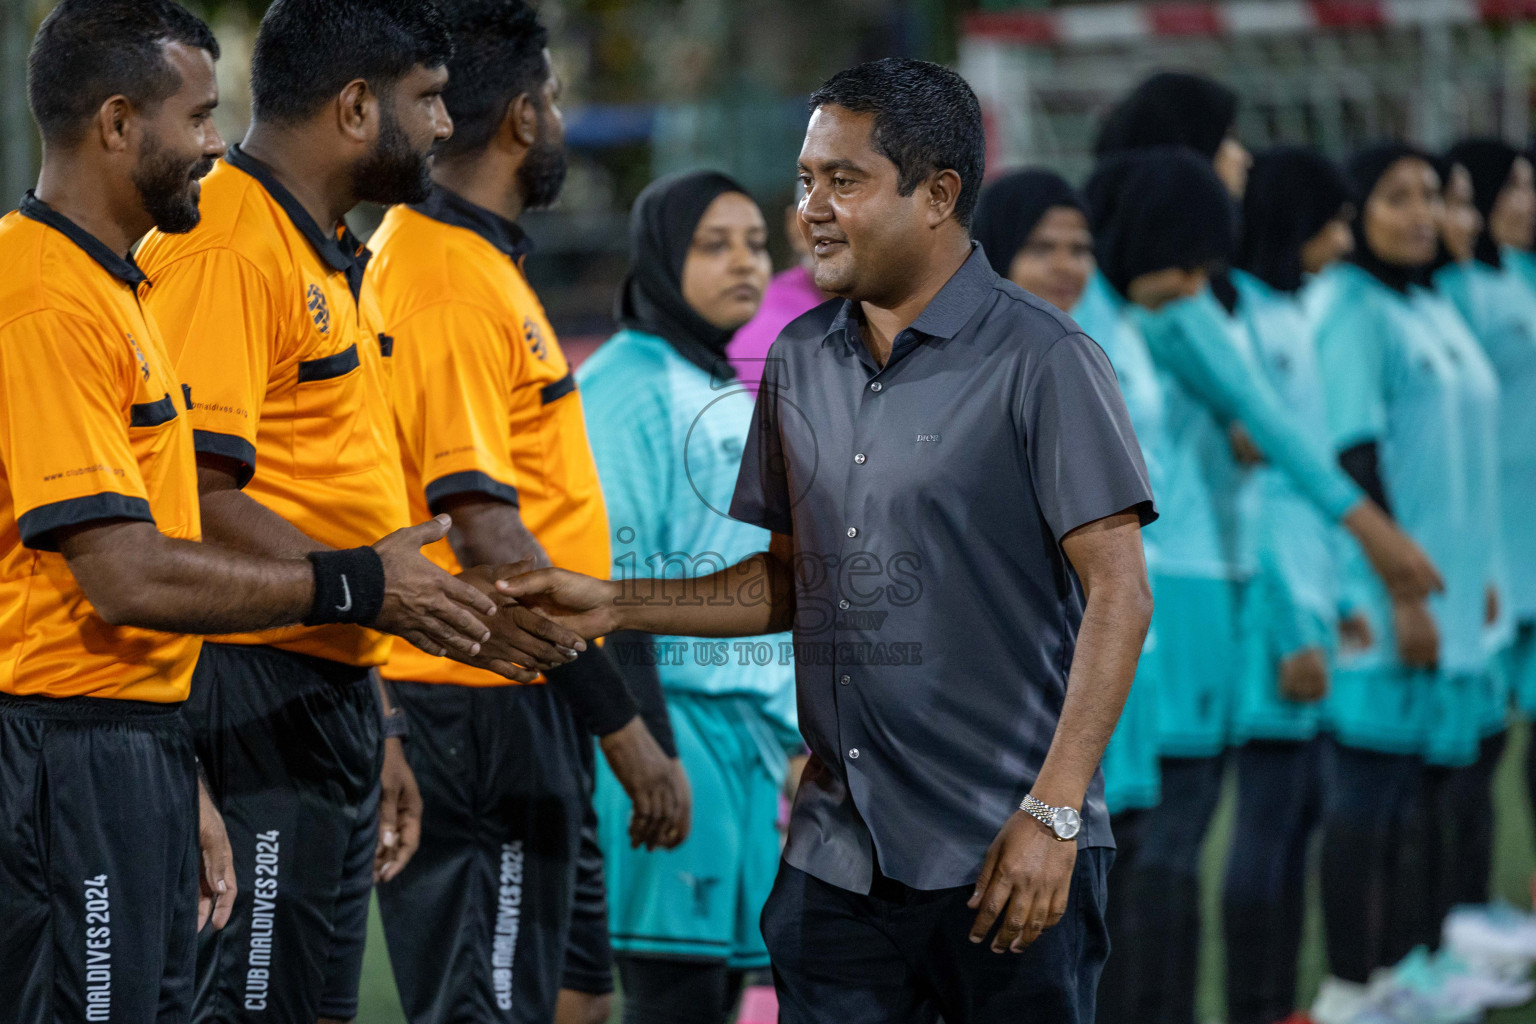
[546, 646, 643, 741]
[305, 547, 386, 626]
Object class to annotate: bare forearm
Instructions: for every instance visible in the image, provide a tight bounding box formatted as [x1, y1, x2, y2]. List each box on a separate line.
[1032, 577, 1151, 808]
[198, 477, 326, 558]
[440, 496, 549, 570]
[63, 521, 314, 634]
[616, 548, 795, 637]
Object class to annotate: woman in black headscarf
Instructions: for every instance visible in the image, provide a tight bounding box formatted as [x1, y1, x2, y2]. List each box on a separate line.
[579, 170, 800, 1024]
[1222, 146, 1355, 1024]
[1087, 145, 1433, 1024]
[1445, 138, 1534, 267]
[613, 169, 770, 378]
[1096, 70, 1252, 314]
[1095, 71, 1251, 198]
[1084, 146, 1249, 1024]
[1432, 138, 1536, 939]
[971, 168, 1092, 313]
[1237, 146, 1354, 294]
[1310, 141, 1501, 1003]
[1086, 146, 1236, 305]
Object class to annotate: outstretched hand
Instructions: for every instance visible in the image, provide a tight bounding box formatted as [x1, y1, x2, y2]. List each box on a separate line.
[455, 562, 589, 679]
[495, 567, 624, 640]
[373, 516, 498, 660]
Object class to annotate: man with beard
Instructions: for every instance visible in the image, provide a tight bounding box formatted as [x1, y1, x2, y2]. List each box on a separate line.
[368, 3, 691, 1022]
[134, 1, 599, 1021]
[0, 2, 553, 1021]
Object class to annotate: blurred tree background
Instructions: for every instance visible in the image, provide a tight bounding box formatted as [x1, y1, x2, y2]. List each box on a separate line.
[1, 0, 968, 337]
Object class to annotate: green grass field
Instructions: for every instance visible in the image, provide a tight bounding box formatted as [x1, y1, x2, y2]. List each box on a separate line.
[353, 724, 1536, 1024]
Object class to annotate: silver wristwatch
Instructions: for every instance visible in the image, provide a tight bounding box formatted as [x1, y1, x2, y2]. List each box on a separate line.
[1020, 794, 1081, 842]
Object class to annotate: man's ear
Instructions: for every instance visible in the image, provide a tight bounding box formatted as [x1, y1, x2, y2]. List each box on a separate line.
[499, 92, 540, 150]
[94, 95, 135, 154]
[924, 169, 963, 229]
[336, 78, 377, 144]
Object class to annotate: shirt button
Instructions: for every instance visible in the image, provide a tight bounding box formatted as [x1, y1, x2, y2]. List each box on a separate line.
[840, 674, 850, 685]
[846, 526, 858, 538]
[870, 381, 883, 393]
[848, 748, 860, 760]
[854, 453, 866, 465]
[838, 599, 850, 610]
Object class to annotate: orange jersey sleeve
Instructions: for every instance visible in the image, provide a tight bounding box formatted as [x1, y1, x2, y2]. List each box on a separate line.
[140, 248, 279, 483]
[392, 300, 520, 510]
[0, 310, 154, 549]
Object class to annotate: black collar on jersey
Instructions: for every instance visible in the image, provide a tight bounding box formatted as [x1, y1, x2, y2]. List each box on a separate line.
[410, 184, 533, 262]
[224, 143, 371, 302]
[18, 191, 148, 289]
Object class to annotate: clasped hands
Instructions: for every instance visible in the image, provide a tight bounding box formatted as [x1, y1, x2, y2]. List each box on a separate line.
[447, 560, 591, 680]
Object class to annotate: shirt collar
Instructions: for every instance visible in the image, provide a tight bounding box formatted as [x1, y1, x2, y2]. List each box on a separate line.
[410, 184, 533, 262]
[224, 143, 371, 300]
[19, 191, 147, 289]
[821, 242, 996, 352]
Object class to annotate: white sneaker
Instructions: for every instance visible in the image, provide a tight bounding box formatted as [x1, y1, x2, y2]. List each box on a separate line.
[1365, 948, 1482, 1024]
[1312, 976, 1374, 1024]
[1434, 950, 1536, 1010]
[1444, 903, 1536, 969]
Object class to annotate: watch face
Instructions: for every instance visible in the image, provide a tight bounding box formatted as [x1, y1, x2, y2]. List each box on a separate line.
[1052, 807, 1082, 840]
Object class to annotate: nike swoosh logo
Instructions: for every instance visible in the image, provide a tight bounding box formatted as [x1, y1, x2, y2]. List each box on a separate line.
[336, 575, 352, 614]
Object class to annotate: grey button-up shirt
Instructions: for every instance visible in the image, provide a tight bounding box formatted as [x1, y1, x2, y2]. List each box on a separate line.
[730, 246, 1156, 893]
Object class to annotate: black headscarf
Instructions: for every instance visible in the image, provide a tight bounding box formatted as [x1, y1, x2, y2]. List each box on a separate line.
[1237, 146, 1353, 293]
[1094, 72, 1239, 162]
[1445, 138, 1520, 267]
[972, 168, 1088, 278]
[616, 169, 752, 378]
[1346, 141, 1438, 294]
[1084, 146, 1236, 300]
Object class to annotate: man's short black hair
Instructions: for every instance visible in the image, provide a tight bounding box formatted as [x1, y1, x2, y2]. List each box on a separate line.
[809, 57, 986, 227]
[436, 0, 550, 159]
[28, 0, 219, 146]
[251, 0, 452, 125]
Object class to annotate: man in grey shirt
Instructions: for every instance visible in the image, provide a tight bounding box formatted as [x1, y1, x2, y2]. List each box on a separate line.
[502, 57, 1155, 1024]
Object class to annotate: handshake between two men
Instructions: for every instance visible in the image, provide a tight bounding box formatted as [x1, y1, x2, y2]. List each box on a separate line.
[371, 514, 691, 855]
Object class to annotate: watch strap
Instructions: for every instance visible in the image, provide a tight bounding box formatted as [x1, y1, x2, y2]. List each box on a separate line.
[1020, 794, 1055, 830]
[1020, 793, 1075, 841]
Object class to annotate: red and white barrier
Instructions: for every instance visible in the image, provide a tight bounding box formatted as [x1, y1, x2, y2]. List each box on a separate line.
[965, 0, 1536, 46]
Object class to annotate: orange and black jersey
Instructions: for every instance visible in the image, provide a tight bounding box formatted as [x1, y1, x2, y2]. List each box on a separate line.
[0, 193, 202, 702]
[136, 144, 409, 668]
[370, 186, 610, 687]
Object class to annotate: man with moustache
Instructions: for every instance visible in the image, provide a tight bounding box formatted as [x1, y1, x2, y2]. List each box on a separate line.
[0, 3, 552, 1021]
[367, 4, 689, 1022]
[499, 58, 1156, 1023]
[135, 2, 593, 1021]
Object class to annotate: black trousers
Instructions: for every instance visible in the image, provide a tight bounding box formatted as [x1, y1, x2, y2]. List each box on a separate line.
[377, 681, 607, 1024]
[1097, 809, 1153, 1024]
[1125, 755, 1226, 1024]
[1222, 739, 1327, 1024]
[187, 643, 382, 1024]
[1319, 742, 1421, 984]
[0, 693, 198, 1024]
[762, 851, 1112, 1024]
[614, 956, 749, 1024]
[1398, 730, 1506, 950]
